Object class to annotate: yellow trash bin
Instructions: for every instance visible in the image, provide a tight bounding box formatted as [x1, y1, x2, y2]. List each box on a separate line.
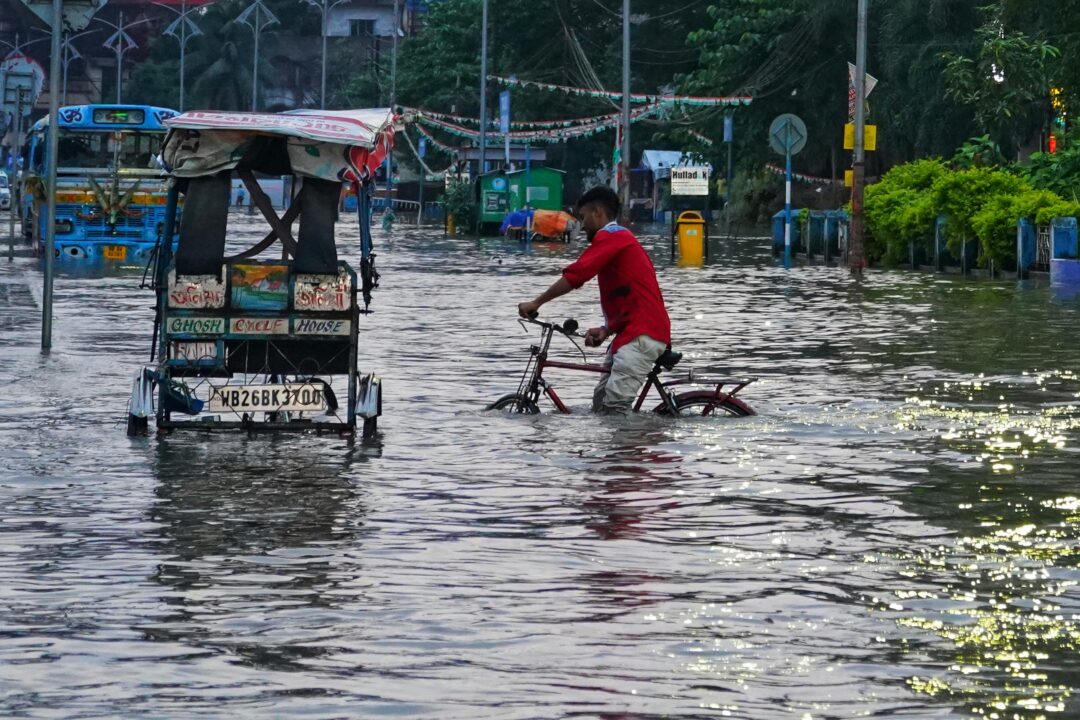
[675, 210, 707, 264]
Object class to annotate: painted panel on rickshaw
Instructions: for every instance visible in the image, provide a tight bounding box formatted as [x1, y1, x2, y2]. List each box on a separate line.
[168, 271, 226, 309]
[229, 264, 290, 311]
[294, 272, 352, 312]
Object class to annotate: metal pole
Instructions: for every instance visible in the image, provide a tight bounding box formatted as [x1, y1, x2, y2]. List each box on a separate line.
[621, 0, 631, 221]
[320, 0, 327, 109]
[10, 89, 23, 262]
[850, 0, 868, 273]
[116, 11, 123, 103]
[386, 0, 399, 213]
[180, 0, 186, 111]
[784, 143, 792, 259]
[391, 0, 398, 104]
[252, 5, 259, 112]
[725, 116, 733, 234]
[43, 0, 62, 351]
[61, 34, 67, 105]
[478, 0, 488, 177]
[4, 69, 11, 262]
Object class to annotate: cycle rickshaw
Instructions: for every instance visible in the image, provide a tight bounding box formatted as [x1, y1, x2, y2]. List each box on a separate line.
[126, 108, 398, 438]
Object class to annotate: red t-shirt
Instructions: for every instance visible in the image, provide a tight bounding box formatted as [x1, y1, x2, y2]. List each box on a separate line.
[562, 223, 671, 353]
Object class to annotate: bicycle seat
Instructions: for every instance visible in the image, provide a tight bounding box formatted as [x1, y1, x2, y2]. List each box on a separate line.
[657, 349, 682, 371]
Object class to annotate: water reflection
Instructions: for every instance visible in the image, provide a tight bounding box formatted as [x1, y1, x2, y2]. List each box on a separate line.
[144, 437, 372, 672]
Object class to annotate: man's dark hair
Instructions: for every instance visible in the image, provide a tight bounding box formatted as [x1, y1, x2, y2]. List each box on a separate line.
[576, 186, 621, 219]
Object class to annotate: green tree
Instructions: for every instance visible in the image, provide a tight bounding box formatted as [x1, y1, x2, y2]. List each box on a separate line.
[942, 19, 1060, 153]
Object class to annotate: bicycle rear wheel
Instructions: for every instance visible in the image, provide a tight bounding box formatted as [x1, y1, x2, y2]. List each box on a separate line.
[653, 391, 754, 417]
[486, 394, 541, 415]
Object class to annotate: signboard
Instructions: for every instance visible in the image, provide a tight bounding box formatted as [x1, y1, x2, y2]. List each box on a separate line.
[723, 115, 734, 144]
[844, 169, 854, 188]
[843, 123, 878, 152]
[847, 62, 879, 122]
[1, 53, 46, 112]
[418, 137, 427, 158]
[294, 318, 351, 336]
[294, 273, 351, 312]
[768, 114, 808, 157]
[230, 317, 288, 335]
[499, 90, 511, 134]
[18, 0, 107, 31]
[166, 316, 225, 335]
[670, 166, 711, 196]
[170, 341, 218, 362]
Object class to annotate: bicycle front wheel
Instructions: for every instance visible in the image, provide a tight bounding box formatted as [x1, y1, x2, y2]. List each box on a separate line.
[486, 394, 541, 415]
[653, 391, 754, 417]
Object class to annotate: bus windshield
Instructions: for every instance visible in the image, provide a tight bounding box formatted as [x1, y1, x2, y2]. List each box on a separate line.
[57, 130, 164, 170]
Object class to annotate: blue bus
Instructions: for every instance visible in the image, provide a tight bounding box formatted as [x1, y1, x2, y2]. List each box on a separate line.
[23, 104, 179, 265]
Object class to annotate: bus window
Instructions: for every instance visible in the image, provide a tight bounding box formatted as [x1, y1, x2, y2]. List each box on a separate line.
[57, 131, 164, 169]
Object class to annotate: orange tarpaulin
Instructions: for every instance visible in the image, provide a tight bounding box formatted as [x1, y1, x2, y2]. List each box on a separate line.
[532, 210, 575, 239]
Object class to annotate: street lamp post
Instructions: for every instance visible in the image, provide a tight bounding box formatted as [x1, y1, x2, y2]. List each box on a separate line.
[96, 12, 150, 104]
[301, 0, 347, 110]
[158, 0, 204, 112]
[237, 0, 280, 112]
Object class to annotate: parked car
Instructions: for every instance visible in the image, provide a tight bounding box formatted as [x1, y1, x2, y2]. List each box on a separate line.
[0, 171, 10, 211]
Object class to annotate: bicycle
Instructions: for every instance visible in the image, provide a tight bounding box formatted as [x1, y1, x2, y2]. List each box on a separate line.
[486, 317, 756, 417]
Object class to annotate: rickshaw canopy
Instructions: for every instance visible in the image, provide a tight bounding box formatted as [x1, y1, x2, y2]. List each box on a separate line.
[162, 108, 397, 183]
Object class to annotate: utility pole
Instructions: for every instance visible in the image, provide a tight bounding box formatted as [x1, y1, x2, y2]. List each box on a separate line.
[42, 0, 62, 351]
[849, 0, 868, 273]
[386, 0, 399, 213]
[478, 0, 488, 178]
[621, 0, 630, 221]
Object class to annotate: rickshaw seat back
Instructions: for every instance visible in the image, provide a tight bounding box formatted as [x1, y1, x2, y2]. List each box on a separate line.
[295, 178, 340, 274]
[175, 173, 230, 276]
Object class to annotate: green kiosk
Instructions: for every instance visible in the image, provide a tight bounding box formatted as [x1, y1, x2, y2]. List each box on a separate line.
[507, 167, 565, 213]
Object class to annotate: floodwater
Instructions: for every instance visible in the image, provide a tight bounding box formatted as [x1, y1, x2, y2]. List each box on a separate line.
[0, 216, 1078, 719]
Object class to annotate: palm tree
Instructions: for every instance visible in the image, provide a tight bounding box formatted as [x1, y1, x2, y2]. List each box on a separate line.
[185, 0, 258, 110]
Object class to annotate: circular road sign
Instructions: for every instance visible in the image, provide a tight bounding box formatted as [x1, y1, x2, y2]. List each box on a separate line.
[768, 113, 808, 156]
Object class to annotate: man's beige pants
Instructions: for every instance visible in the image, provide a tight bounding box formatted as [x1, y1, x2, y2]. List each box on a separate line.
[592, 335, 668, 414]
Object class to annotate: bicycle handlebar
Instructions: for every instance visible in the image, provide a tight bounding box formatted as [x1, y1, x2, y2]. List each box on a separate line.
[520, 316, 582, 337]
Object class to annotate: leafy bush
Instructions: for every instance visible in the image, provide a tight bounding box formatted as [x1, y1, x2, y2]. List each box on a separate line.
[442, 180, 476, 229]
[865, 159, 949, 264]
[865, 158, 1080, 268]
[932, 167, 1029, 254]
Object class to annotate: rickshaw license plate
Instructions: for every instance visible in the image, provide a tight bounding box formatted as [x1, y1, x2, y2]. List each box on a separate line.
[209, 383, 326, 413]
[103, 245, 127, 260]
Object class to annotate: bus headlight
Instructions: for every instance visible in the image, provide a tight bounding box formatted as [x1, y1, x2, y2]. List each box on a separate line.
[55, 219, 75, 235]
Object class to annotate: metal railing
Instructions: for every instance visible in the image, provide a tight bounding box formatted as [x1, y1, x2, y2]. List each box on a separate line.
[1036, 225, 1051, 271]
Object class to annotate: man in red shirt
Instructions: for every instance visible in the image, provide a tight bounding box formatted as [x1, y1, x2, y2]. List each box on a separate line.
[518, 186, 671, 414]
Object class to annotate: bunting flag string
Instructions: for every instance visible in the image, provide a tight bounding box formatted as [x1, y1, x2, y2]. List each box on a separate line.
[765, 163, 843, 186]
[688, 130, 714, 146]
[413, 103, 665, 144]
[404, 106, 623, 130]
[488, 75, 753, 108]
[415, 124, 458, 154]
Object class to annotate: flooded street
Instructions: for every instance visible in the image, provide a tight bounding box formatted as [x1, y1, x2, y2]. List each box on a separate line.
[1, 218, 1078, 719]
